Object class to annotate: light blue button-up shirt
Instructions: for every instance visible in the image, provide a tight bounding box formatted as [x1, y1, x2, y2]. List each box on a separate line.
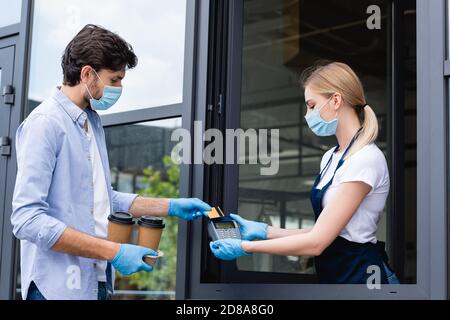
[11, 87, 137, 300]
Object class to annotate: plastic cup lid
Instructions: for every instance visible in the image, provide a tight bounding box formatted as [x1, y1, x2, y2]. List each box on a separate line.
[107, 212, 134, 225]
[138, 216, 165, 228]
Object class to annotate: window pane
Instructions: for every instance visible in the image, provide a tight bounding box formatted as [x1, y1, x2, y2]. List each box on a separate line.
[235, 0, 416, 283]
[0, 0, 21, 28]
[105, 118, 181, 300]
[27, 0, 186, 115]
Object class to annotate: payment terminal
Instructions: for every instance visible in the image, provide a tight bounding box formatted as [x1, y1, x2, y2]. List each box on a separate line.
[206, 207, 242, 241]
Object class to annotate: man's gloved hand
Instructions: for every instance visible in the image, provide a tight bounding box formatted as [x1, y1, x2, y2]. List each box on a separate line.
[168, 198, 212, 221]
[229, 213, 268, 241]
[209, 239, 251, 261]
[110, 244, 157, 276]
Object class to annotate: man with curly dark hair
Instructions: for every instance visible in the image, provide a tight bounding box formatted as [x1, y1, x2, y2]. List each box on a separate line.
[11, 25, 211, 300]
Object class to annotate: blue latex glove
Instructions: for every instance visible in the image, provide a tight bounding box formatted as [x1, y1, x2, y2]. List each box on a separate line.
[168, 198, 212, 221]
[209, 238, 251, 261]
[110, 244, 157, 276]
[230, 213, 268, 241]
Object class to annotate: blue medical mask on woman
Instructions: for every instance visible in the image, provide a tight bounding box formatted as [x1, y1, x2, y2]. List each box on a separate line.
[304, 96, 338, 136]
[85, 69, 122, 111]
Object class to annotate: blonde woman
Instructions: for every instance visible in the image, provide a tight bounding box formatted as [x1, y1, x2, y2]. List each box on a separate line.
[209, 62, 399, 284]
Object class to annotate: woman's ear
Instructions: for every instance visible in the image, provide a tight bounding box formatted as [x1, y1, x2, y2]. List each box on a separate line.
[332, 92, 343, 110]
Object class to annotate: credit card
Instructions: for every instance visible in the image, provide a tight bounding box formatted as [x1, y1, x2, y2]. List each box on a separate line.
[207, 206, 225, 219]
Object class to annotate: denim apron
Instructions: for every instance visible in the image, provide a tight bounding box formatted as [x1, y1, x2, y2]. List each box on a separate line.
[310, 129, 390, 284]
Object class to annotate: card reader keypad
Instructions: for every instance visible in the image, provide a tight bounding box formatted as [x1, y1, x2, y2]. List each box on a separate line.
[216, 228, 240, 239]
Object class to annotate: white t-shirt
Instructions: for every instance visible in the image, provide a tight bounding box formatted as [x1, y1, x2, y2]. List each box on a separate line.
[316, 143, 390, 244]
[86, 117, 111, 281]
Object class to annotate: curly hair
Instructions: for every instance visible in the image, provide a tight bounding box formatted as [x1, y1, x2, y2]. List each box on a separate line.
[62, 24, 138, 86]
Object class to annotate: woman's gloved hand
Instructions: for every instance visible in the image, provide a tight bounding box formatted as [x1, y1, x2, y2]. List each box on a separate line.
[229, 213, 268, 241]
[168, 198, 212, 221]
[209, 239, 251, 260]
[110, 244, 157, 276]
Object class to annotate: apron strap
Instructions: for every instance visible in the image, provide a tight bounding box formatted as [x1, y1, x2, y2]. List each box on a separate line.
[319, 145, 339, 176]
[317, 127, 363, 184]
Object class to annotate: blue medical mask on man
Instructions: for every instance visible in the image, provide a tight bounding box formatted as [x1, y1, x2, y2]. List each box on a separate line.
[304, 96, 338, 136]
[84, 68, 122, 111]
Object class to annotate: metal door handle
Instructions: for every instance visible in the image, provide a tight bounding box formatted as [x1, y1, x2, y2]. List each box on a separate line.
[1, 136, 11, 156]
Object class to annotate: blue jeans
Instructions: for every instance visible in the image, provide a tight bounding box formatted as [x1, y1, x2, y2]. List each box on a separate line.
[26, 282, 46, 300]
[383, 262, 400, 284]
[26, 281, 112, 300]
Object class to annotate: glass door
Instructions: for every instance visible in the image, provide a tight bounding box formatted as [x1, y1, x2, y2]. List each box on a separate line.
[0, 42, 17, 299]
[0, 45, 15, 233]
[200, 0, 417, 288]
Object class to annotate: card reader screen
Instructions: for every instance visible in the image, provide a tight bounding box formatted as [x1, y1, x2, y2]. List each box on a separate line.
[213, 221, 235, 229]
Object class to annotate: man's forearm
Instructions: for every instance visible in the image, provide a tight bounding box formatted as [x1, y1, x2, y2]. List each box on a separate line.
[51, 227, 119, 261]
[128, 196, 170, 218]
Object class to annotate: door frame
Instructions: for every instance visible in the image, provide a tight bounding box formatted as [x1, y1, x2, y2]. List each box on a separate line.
[0, 39, 17, 300]
[0, 0, 33, 300]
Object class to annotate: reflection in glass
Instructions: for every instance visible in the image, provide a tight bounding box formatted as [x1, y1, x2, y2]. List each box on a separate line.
[27, 0, 186, 115]
[0, 0, 21, 28]
[105, 118, 181, 300]
[236, 0, 416, 283]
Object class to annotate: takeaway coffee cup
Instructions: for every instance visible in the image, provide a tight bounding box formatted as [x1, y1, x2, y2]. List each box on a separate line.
[107, 212, 134, 244]
[137, 216, 165, 265]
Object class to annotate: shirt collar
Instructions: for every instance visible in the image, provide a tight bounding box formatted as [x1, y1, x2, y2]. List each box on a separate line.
[52, 86, 94, 128]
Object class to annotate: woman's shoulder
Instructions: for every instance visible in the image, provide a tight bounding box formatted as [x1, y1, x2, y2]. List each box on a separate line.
[344, 143, 389, 180]
[338, 143, 390, 190]
[321, 143, 387, 171]
[351, 143, 387, 164]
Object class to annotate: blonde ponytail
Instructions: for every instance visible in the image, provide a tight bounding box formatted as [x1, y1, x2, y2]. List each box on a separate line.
[300, 61, 379, 159]
[345, 104, 378, 159]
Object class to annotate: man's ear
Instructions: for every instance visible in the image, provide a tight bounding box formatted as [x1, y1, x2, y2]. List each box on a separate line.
[80, 66, 93, 84]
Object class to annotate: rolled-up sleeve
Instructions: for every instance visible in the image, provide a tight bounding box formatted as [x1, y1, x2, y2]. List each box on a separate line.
[11, 114, 67, 250]
[111, 189, 138, 213]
